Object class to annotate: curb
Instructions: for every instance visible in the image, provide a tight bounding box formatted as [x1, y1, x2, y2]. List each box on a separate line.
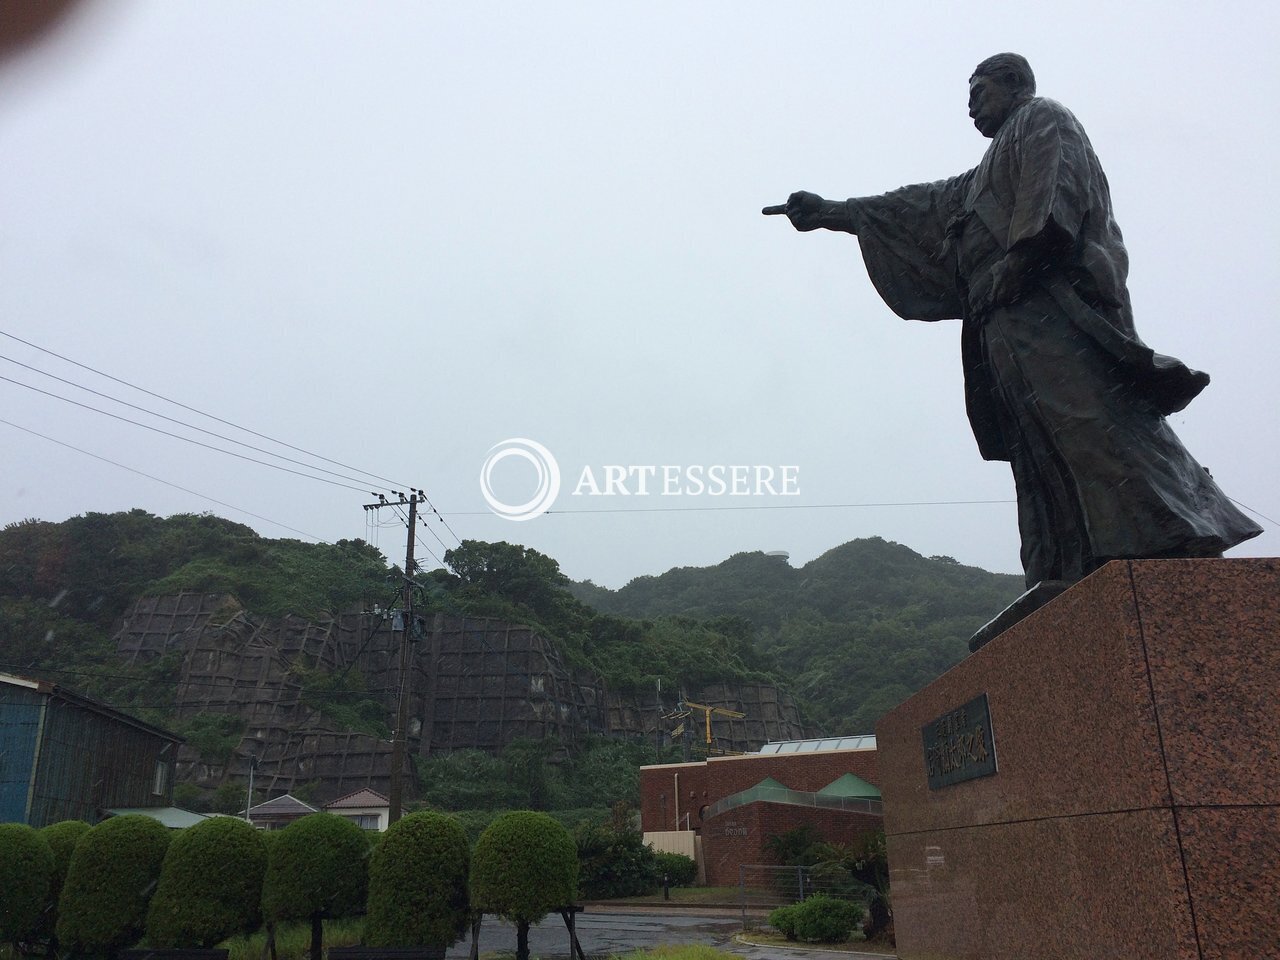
[732, 935, 896, 960]
[578, 902, 766, 914]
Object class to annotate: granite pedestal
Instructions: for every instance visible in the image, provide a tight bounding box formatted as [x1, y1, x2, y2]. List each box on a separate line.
[875, 558, 1280, 960]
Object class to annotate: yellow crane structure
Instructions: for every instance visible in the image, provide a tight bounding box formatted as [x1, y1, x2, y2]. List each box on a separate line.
[673, 699, 746, 755]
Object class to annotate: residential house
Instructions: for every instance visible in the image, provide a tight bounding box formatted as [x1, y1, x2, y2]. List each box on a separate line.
[245, 793, 317, 829]
[324, 788, 390, 830]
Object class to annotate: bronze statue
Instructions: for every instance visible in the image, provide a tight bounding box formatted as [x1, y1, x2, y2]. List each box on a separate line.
[766, 53, 1261, 648]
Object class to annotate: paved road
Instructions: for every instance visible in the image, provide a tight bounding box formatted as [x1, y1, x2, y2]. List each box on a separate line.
[443, 909, 895, 960]
[446, 909, 741, 958]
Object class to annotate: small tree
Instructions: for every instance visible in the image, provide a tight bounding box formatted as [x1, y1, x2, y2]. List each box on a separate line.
[470, 811, 577, 960]
[57, 815, 171, 955]
[851, 829, 892, 943]
[653, 851, 697, 887]
[261, 813, 370, 960]
[35, 820, 91, 950]
[0, 823, 54, 947]
[364, 811, 470, 948]
[573, 819, 658, 899]
[763, 824, 825, 866]
[146, 816, 268, 948]
[212, 781, 249, 815]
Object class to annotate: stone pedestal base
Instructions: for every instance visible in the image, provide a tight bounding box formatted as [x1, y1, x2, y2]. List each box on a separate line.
[875, 558, 1280, 960]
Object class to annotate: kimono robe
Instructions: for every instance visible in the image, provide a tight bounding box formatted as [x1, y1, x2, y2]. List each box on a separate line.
[844, 97, 1261, 586]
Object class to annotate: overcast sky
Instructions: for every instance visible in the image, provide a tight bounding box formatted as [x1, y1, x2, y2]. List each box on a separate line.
[1, 1, 1275, 589]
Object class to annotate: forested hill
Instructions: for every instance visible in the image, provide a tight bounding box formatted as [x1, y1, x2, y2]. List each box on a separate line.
[570, 538, 1024, 734]
[0, 512, 781, 728]
[1, 511, 1024, 740]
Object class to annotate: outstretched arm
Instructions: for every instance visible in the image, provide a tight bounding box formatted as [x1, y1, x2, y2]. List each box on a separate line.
[762, 191, 858, 233]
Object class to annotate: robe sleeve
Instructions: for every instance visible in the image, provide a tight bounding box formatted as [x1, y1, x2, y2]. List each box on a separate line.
[1006, 98, 1092, 249]
[848, 172, 972, 322]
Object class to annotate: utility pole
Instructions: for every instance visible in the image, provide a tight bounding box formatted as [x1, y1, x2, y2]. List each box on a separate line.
[245, 754, 257, 823]
[362, 490, 425, 825]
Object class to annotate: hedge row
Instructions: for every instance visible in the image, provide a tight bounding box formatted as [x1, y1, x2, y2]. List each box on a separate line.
[1, 809, 582, 956]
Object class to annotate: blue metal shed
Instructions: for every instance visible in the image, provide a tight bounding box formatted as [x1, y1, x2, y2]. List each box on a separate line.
[0, 672, 183, 827]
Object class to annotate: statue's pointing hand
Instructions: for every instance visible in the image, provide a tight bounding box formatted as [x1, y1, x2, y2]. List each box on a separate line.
[763, 191, 855, 234]
[763, 191, 829, 232]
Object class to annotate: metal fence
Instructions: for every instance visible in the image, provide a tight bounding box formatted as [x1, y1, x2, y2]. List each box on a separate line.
[737, 863, 871, 928]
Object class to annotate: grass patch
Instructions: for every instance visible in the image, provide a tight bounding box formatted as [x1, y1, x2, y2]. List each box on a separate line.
[0, 920, 365, 960]
[735, 930, 895, 955]
[612, 947, 746, 960]
[224, 918, 363, 960]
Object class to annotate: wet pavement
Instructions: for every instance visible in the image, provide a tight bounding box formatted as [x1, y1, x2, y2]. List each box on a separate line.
[443, 908, 895, 960]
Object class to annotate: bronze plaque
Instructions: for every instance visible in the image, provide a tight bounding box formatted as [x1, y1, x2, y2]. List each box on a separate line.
[922, 693, 997, 789]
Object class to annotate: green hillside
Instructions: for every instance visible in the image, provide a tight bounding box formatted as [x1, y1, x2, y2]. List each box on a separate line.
[0, 513, 779, 725]
[0, 510, 394, 722]
[0, 512, 1023, 741]
[570, 538, 1024, 733]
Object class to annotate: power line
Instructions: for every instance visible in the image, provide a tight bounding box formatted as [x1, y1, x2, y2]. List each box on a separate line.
[414, 535, 444, 571]
[410, 505, 451, 553]
[419, 511, 457, 549]
[422, 501, 463, 546]
[0, 353, 396, 493]
[0, 373, 373, 494]
[0, 327, 412, 491]
[443, 498, 1019, 516]
[0, 417, 329, 542]
[1, 328, 464, 537]
[378, 501, 446, 571]
[1229, 497, 1277, 527]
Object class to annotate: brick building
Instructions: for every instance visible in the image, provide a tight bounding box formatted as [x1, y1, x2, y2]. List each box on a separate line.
[640, 737, 882, 885]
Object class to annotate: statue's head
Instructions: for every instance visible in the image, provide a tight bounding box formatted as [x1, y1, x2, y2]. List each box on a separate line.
[968, 53, 1035, 138]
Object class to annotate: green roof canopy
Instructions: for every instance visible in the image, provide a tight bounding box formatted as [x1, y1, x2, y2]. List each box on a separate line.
[816, 773, 881, 800]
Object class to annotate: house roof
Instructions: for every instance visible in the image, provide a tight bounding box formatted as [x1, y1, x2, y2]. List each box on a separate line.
[324, 788, 389, 810]
[0, 671, 184, 744]
[107, 807, 212, 828]
[247, 794, 317, 817]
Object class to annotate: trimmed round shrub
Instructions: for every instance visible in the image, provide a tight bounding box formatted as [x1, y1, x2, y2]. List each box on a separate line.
[0, 823, 54, 943]
[767, 903, 800, 941]
[57, 814, 171, 954]
[793, 894, 862, 943]
[472, 812, 578, 960]
[364, 811, 470, 948]
[262, 812, 371, 923]
[146, 815, 268, 947]
[35, 820, 91, 942]
[471, 811, 578, 924]
[653, 851, 697, 887]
